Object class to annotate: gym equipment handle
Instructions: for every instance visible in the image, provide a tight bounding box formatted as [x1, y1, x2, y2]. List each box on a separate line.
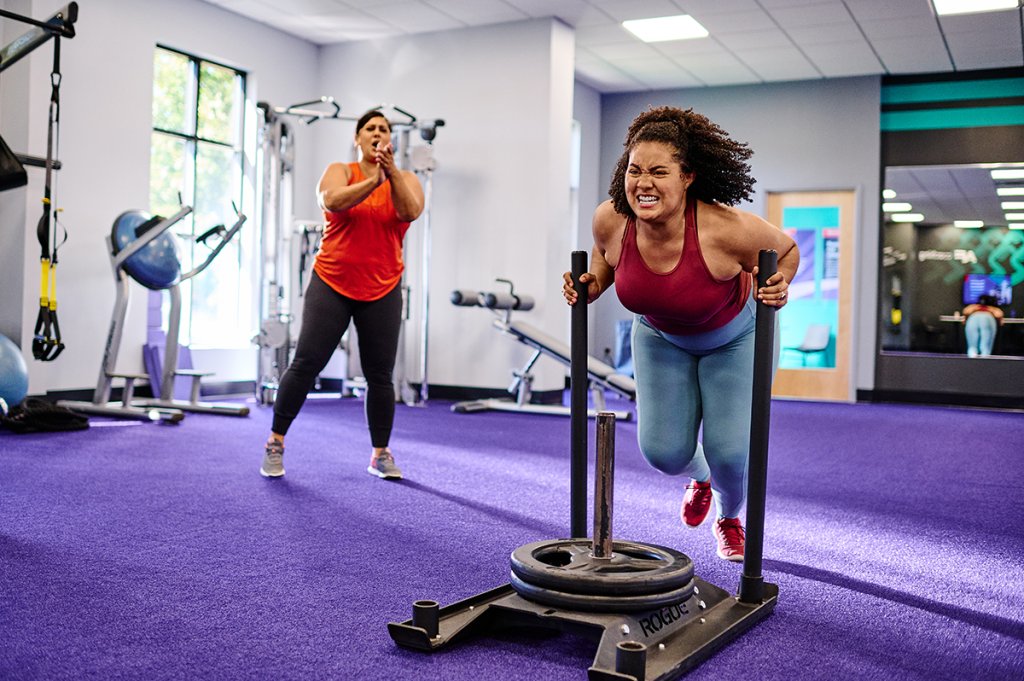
[739, 249, 777, 604]
[570, 250, 588, 539]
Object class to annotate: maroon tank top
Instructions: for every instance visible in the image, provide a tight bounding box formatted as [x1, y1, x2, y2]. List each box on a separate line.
[614, 197, 751, 336]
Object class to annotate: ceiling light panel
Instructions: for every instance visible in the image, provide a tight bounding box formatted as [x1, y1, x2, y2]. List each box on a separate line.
[622, 15, 709, 42]
[932, 0, 1020, 17]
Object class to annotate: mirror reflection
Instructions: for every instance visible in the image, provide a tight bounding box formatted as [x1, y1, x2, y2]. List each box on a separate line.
[880, 162, 1024, 358]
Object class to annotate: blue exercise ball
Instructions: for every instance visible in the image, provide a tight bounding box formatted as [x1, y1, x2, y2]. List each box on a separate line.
[111, 210, 181, 290]
[0, 333, 29, 411]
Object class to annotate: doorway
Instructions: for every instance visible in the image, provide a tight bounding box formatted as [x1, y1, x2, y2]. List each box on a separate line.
[767, 190, 856, 401]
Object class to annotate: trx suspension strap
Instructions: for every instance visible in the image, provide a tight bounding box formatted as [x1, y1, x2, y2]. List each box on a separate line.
[32, 36, 64, 361]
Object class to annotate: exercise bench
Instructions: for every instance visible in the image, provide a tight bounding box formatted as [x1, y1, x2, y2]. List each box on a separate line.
[450, 281, 634, 420]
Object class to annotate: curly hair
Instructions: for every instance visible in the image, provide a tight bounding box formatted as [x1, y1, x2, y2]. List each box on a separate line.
[608, 106, 755, 217]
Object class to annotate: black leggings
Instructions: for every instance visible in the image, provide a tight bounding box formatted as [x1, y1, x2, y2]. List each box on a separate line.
[272, 272, 403, 447]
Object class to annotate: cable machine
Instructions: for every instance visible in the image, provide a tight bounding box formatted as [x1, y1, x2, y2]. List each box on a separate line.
[253, 97, 442, 407]
[0, 2, 78, 361]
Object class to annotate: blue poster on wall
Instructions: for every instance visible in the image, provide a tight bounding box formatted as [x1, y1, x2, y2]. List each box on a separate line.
[788, 229, 816, 300]
[779, 206, 840, 369]
[822, 228, 840, 300]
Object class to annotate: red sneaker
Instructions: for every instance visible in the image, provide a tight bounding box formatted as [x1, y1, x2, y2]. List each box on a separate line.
[713, 517, 745, 562]
[680, 479, 713, 528]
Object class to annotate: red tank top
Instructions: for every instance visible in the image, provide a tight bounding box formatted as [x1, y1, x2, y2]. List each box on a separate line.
[314, 163, 411, 301]
[614, 197, 751, 336]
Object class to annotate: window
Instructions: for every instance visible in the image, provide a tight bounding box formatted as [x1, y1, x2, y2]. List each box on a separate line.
[150, 46, 249, 348]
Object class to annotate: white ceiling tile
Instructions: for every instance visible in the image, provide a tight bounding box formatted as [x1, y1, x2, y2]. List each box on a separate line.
[844, 0, 936, 21]
[586, 41, 663, 61]
[858, 17, 945, 40]
[575, 22, 639, 46]
[950, 47, 1024, 71]
[937, 8, 1023, 35]
[944, 28, 1023, 53]
[259, 0, 349, 13]
[696, 71, 763, 86]
[674, 0, 764, 14]
[613, 55, 703, 86]
[338, 0, 411, 8]
[784, 22, 866, 45]
[359, 1, 464, 31]
[690, 9, 778, 33]
[653, 37, 734, 56]
[574, 59, 647, 91]
[715, 29, 794, 50]
[422, 0, 527, 24]
[223, 0, 284, 20]
[802, 41, 884, 76]
[670, 51, 760, 83]
[736, 45, 821, 80]
[612, 53, 690, 75]
[870, 37, 953, 73]
[590, 0, 687, 22]
[941, 20, 1024, 69]
[756, 0, 840, 6]
[501, 0, 594, 22]
[635, 71, 707, 89]
[768, 2, 854, 28]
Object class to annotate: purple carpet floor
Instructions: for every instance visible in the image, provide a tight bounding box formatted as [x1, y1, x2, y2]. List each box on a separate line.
[2, 396, 1022, 680]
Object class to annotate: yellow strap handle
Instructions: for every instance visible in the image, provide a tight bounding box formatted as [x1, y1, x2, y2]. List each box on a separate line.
[48, 262, 58, 311]
[39, 258, 51, 306]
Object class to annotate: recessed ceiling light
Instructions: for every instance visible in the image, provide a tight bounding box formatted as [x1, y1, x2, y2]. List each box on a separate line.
[997, 187, 1024, 196]
[954, 220, 985, 228]
[622, 15, 709, 42]
[932, 0, 1020, 16]
[882, 189, 897, 199]
[891, 213, 925, 223]
[992, 169, 1024, 180]
[1006, 213, 1024, 220]
[883, 202, 913, 212]
[1001, 201, 1024, 210]
[1009, 223, 1024, 230]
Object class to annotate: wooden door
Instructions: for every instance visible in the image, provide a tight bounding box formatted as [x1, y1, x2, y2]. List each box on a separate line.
[767, 190, 856, 401]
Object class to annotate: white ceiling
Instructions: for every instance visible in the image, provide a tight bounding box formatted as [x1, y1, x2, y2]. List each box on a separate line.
[202, 0, 1024, 92]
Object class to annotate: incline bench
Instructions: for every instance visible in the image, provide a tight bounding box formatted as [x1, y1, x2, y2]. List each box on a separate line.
[450, 281, 635, 420]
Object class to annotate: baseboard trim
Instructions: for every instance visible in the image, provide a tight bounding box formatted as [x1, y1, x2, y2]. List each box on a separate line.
[857, 389, 1024, 411]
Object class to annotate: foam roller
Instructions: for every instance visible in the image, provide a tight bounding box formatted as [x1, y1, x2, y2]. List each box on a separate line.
[450, 289, 483, 306]
[482, 292, 535, 311]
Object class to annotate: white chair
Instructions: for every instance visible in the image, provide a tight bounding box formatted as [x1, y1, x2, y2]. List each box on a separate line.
[784, 324, 831, 366]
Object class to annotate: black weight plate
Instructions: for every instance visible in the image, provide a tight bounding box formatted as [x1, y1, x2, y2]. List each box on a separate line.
[510, 539, 693, 596]
[509, 571, 694, 613]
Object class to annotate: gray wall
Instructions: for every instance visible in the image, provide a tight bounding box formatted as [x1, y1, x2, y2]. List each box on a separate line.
[572, 79, 602, 356]
[594, 77, 882, 393]
[314, 19, 576, 392]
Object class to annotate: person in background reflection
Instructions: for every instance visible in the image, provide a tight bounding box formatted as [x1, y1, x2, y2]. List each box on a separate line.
[962, 294, 1004, 357]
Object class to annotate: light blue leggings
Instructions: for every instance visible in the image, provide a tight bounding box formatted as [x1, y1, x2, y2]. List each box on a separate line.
[965, 312, 997, 357]
[631, 297, 761, 519]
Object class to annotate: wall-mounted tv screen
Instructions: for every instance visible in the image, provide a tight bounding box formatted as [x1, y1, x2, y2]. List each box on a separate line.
[962, 274, 1012, 305]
